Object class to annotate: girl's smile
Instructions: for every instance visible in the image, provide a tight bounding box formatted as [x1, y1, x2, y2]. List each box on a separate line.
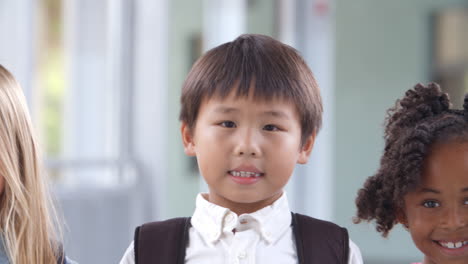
[434, 239, 468, 258]
[435, 240, 468, 249]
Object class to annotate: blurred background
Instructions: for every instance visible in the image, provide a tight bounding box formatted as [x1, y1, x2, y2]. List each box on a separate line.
[1, 0, 467, 263]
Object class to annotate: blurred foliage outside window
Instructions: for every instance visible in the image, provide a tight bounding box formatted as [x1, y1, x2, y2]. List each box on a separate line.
[433, 8, 468, 107]
[38, 0, 64, 159]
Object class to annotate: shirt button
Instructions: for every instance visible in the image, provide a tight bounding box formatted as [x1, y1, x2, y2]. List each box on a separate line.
[237, 251, 247, 259]
[226, 213, 234, 223]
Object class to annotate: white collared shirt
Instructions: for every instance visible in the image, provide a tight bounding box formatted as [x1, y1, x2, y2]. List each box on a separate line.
[120, 193, 363, 264]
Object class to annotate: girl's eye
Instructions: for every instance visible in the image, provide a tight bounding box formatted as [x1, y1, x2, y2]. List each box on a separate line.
[220, 121, 236, 128]
[423, 200, 440, 208]
[464, 199, 468, 205]
[263, 124, 279, 131]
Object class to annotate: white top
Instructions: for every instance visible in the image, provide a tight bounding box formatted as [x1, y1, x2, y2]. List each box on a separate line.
[120, 193, 363, 264]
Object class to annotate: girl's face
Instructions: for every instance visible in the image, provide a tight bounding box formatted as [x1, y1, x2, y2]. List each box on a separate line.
[402, 141, 468, 264]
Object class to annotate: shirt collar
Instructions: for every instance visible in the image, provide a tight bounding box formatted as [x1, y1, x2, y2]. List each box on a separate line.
[191, 192, 292, 245]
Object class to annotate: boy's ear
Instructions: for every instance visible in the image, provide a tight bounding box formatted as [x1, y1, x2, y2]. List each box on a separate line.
[181, 122, 196, 156]
[297, 133, 316, 164]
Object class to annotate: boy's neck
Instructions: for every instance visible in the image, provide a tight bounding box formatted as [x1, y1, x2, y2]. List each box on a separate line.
[203, 192, 284, 216]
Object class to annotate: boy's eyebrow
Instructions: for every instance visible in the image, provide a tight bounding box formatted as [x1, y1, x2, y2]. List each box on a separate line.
[213, 106, 239, 114]
[212, 107, 290, 119]
[261, 110, 289, 119]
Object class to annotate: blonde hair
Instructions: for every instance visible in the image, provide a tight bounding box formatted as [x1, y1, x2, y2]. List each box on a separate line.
[0, 65, 62, 263]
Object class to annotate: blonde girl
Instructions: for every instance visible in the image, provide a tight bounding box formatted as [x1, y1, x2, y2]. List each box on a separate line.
[0, 65, 74, 264]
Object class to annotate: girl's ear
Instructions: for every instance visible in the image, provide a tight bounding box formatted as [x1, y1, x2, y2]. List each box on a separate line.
[181, 122, 196, 156]
[298, 133, 316, 164]
[396, 207, 409, 229]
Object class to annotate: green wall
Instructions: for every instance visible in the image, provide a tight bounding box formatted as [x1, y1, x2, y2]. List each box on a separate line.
[166, 0, 204, 218]
[334, 0, 467, 261]
[165, 0, 276, 218]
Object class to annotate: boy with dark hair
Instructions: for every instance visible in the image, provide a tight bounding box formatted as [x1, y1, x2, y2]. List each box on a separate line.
[120, 34, 362, 264]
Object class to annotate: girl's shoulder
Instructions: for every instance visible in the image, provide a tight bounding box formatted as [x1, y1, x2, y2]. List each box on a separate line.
[64, 256, 79, 264]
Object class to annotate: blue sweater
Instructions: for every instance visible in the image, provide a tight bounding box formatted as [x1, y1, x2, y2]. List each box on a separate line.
[0, 240, 7, 264]
[0, 238, 77, 264]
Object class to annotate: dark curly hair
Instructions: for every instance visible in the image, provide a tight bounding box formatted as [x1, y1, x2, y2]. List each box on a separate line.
[354, 82, 468, 237]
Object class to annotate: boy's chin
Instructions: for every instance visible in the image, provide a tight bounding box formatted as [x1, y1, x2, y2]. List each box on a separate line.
[220, 191, 283, 207]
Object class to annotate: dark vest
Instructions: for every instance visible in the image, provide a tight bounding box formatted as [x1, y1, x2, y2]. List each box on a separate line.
[134, 213, 349, 264]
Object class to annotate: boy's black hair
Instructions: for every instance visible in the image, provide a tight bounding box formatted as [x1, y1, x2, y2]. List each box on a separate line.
[179, 34, 322, 144]
[354, 83, 468, 236]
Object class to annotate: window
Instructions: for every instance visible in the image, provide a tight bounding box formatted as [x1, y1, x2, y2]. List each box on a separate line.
[432, 8, 468, 107]
[37, 0, 136, 187]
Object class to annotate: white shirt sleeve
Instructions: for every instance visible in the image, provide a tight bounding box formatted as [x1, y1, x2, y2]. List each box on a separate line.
[119, 241, 135, 264]
[348, 239, 363, 264]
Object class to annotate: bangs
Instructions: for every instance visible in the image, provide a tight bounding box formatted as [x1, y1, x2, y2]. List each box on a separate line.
[200, 34, 308, 102]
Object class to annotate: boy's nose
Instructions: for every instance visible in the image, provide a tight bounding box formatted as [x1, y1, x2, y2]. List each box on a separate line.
[238, 151, 256, 156]
[234, 129, 261, 157]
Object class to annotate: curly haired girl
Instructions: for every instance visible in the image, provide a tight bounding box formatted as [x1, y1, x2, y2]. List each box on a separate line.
[354, 82, 468, 264]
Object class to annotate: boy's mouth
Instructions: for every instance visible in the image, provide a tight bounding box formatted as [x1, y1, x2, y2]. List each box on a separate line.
[228, 169, 264, 185]
[228, 170, 263, 178]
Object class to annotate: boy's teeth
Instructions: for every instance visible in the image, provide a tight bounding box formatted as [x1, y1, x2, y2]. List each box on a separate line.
[438, 241, 468, 249]
[230, 171, 262, 177]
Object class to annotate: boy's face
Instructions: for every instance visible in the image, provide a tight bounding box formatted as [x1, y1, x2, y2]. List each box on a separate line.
[181, 91, 315, 213]
[401, 142, 468, 264]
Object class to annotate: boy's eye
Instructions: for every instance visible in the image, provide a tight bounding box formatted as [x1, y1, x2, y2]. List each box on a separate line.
[263, 124, 279, 131]
[464, 199, 468, 205]
[220, 121, 236, 128]
[423, 200, 440, 208]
